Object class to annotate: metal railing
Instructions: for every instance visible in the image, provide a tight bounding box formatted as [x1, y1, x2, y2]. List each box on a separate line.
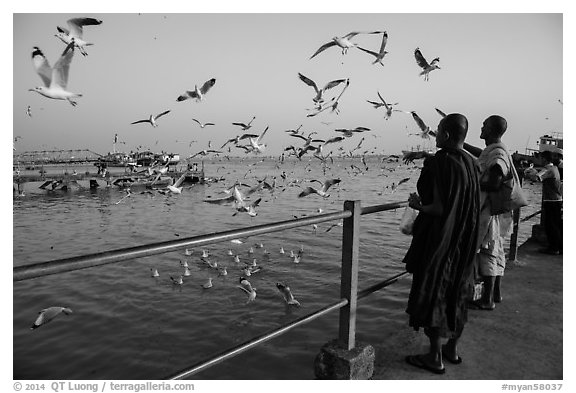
[14, 200, 408, 379]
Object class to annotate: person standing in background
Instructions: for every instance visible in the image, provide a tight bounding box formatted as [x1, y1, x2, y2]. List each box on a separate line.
[534, 150, 563, 255]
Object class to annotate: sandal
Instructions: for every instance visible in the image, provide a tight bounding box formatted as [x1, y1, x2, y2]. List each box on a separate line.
[405, 354, 445, 375]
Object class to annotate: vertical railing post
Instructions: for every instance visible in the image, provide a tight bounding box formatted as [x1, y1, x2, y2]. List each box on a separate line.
[508, 207, 521, 262]
[338, 200, 361, 350]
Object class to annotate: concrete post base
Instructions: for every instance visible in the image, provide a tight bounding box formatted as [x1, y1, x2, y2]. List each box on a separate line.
[314, 339, 375, 380]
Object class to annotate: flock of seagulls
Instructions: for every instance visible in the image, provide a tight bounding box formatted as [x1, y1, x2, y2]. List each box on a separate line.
[24, 19, 444, 331]
[145, 244, 303, 307]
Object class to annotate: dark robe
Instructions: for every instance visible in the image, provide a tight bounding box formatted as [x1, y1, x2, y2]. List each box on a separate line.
[403, 147, 480, 338]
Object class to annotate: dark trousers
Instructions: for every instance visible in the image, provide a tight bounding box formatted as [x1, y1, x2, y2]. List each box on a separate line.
[543, 201, 563, 252]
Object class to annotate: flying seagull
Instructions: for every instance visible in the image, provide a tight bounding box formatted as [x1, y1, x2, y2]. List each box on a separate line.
[177, 78, 216, 102]
[298, 178, 341, 198]
[435, 108, 447, 118]
[357, 31, 389, 66]
[409, 111, 434, 139]
[334, 126, 371, 138]
[298, 73, 347, 108]
[54, 17, 103, 56]
[414, 47, 440, 81]
[130, 110, 171, 127]
[310, 31, 383, 59]
[31, 307, 73, 330]
[29, 43, 82, 106]
[192, 118, 215, 128]
[366, 91, 399, 120]
[188, 149, 222, 159]
[232, 116, 256, 131]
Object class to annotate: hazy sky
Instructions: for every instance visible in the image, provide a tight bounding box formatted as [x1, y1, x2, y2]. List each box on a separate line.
[12, 12, 563, 158]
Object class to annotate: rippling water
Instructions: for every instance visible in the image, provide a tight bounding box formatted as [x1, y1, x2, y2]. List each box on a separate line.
[12, 156, 542, 379]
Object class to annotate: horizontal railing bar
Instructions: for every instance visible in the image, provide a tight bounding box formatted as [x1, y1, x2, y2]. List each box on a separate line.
[14, 201, 408, 282]
[13, 211, 352, 282]
[167, 298, 349, 380]
[360, 201, 408, 215]
[357, 271, 410, 300]
[520, 209, 541, 223]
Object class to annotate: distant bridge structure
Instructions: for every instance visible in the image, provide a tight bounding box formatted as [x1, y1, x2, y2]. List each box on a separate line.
[13, 149, 103, 166]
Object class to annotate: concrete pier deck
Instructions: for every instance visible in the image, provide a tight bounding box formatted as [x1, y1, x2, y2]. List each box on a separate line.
[371, 238, 563, 380]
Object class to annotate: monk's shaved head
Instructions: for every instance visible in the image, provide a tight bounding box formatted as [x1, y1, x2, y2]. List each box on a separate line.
[439, 113, 468, 144]
[485, 115, 507, 137]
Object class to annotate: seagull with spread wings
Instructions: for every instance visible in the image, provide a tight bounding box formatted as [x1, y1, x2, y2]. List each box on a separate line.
[244, 126, 269, 154]
[177, 78, 216, 102]
[310, 31, 383, 59]
[191, 118, 215, 129]
[298, 73, 347, 108]
[298, 178, 341, 198]
[435, 108, 447, 118]
[54, 17, 103, 56]
[188, 149, 223, 159]
[366, 91, 400, 120]
[409, 111, 435, 139]
[414, 47, 440, 81]
[334, 126, 371, 138]
[357, 31, 389, 66]
[29, 43, 82, 106]
[130, 110, 171, 127]
[232, 116, 256, 131]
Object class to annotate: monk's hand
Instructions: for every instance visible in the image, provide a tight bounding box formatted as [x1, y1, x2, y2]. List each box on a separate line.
[408, 192, 422, 210]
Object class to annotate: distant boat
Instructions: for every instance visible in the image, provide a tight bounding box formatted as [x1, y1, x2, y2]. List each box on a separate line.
[401, 144, 436, 156]
[512, 132, 563, 167]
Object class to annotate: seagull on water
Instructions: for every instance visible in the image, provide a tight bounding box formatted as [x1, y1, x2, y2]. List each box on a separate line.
[232, 116, 256, 131]
[201, 249, 210, 258]
[184, 248, 193, 256]
[54, 17, 103, 56]
[201, 257, 218, 269]
[26, 106, 32, 117]
[227, 249, 234, 256]
[298, 178, 341, 198]
[180, 260, 189, 268]
[414, 47, 440, 81]
[183, 267, 191, 277]
[192, 118, 215, 129]
[202, 277, 213, 289]
[276, 283, 301, 306]
[29, 43, 82, 106]
[131, 110, 171, 127]
[170, 275, 184, 285]
[238, 277, 257, 303]
[151, 268, 160, 277]
[298, 73, 347, 108]
[310, 31, 383, 59]
[177, 78, 216, 102]
[357, 31, 389, 66]
[31, 307, 73, 330]
[279, 247, 285, 254]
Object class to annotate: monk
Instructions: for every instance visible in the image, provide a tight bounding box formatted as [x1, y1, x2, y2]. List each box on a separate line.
[403, 113, 480, 374]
